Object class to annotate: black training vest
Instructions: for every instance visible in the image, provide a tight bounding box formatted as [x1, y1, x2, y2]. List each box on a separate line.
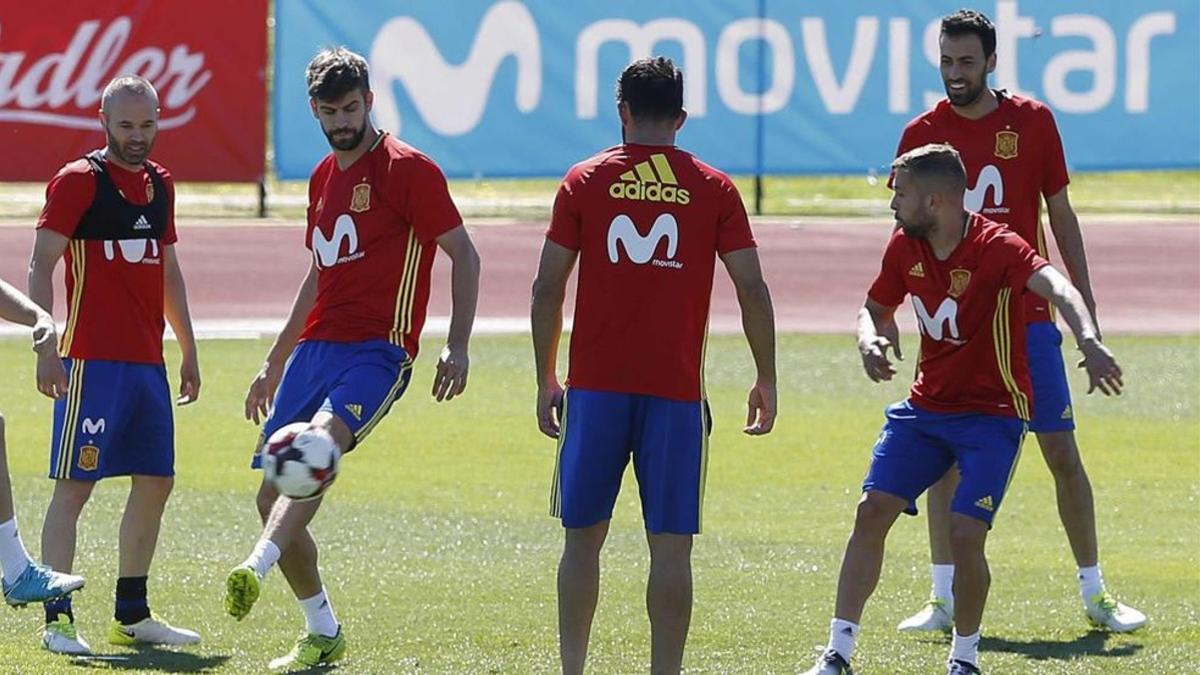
[74, 150, 168, 241]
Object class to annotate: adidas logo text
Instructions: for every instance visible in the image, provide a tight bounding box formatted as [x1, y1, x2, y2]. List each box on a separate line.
[609, 153, 691, 205]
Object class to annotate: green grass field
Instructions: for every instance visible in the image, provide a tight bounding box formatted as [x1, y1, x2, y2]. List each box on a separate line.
[0, 333, 1195, 673]
[2, 170, 1198, 219]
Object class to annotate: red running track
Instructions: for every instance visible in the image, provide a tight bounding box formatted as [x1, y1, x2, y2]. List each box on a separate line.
[0, 219, 1196, 334]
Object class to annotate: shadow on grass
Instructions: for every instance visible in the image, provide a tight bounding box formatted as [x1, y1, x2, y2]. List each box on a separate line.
[980, 630, 1143, 661]
[68, 646, 231, 672]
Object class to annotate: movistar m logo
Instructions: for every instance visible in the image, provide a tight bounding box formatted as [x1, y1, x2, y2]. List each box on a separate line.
[369, 1, 541, 136]
[912, 296, 961, 343]
[965, 165, 1006, 214]
[609, 154, 691, 204]
[607, 213, 681, 269]
[312, 215, 363, 269]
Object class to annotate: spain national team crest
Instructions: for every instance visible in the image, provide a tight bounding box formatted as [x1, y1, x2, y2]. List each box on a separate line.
[994, 130, 1019, 160]
[77, 445, 100, 472]
[948, 269, 972, 298]
[350, 183, 371, 212]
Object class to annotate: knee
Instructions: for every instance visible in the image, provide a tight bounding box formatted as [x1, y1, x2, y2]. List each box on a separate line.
[563, 523, 608, 561]
[51, 482, 94, 515]
[949, 519, 987, 553]
[648, 534, 693, 568]
[1039, 434, 1084, 477]
[255, 483, 278, 522]
[853, 493, 899, 532]
[132, 476, 174, 504]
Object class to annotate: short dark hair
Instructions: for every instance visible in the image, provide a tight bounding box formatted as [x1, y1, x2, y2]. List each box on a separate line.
[306, 47, 370, 101]
[616, 57, 684, 121]
[892, 143, 967, 194]
[941, 9, 997, 58]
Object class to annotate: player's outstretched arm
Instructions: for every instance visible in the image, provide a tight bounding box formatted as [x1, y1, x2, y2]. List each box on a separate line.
[530, 240, 577, 439]
[1046, 187, 1101, 339]
[432, 225, 480, 402]
[720, 247, 777, 435]
[26, 229, 70, 399]
[857, 298, 902, 383]
[1026, 266, 1122, 396]
[0, 277, 67, 399]
[163, 245, 200, 405]
[245, 262, 318, 424]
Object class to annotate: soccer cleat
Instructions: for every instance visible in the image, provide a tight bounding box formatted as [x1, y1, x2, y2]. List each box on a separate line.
[42, 615, 91, 655]
[225, 566, 261, 620]
[801, 648, 853, 675]
[3, 563, 85, 607]
[268, 627, 347, 670]
[897, 597, 954, 632]
[947, 659, 982, 674]
[108, 613, 201, 646]
[1085, 591, 1147, 632]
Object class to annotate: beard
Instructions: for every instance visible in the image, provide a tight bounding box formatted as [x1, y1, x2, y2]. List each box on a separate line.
[323, 121, 367, 151]
[943, 75, 987, 108]
[106, 130, 152, 166]
[897, 213, 934, 239]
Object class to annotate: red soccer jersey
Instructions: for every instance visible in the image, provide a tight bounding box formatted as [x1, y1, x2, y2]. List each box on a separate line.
[868, 213, 1050, 419]
[547, 144, 756, 402]
[36, 155, 178, 364]
[896, 92, 1070, 323]
[299, 133, 461, 357]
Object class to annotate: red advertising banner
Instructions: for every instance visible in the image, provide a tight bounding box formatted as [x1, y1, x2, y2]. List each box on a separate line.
[0, 1, 267, 182]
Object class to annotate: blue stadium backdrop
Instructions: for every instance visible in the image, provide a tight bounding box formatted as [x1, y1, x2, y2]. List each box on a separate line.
[274, 0, 1199, 179]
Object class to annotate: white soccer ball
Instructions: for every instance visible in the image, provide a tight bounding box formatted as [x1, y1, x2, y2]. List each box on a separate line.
[261, 422, 341, 500]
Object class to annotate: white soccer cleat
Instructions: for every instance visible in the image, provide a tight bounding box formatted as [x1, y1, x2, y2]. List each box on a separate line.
[1085, 592, 1147, 632]
[108, 614, 201, 646]
[43, 616, 91, 655]
[897, 597, 954, 632]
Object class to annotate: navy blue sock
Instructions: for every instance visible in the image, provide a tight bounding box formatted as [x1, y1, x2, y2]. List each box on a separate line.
[45, 596, 73, 624]
[114, 576, 150, 624]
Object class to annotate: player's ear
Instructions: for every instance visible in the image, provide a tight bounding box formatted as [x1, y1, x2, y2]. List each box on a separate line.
[986, 52, 997, 75]
[309, 98, 319, 119]
[675, 108, 688, 131]
[617, 101, 632, 128]
[363, 89, 374, 112]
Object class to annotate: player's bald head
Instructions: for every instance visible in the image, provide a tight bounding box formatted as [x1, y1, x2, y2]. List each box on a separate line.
[100, 75, 159, 117]
[892, 144, 967, 198]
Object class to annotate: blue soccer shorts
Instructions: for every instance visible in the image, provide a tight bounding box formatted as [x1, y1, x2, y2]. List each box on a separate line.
[549, 388, 711, 535]
[1026, 321, 1076, 433]
[49, 358, 174, 480]
[251, 339, 413, 469]
[862, 400, 1027, 526]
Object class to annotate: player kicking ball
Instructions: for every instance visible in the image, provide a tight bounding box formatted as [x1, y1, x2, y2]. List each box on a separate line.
[801, 144, 1123, 675]
[223, 47, 480, 671]
[0, 279, 85, 608]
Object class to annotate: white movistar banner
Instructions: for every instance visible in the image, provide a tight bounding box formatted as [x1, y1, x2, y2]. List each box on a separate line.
[274, 0, 1198, 178]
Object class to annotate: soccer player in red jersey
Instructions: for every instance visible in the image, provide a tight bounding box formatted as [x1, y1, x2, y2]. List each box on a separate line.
[224, 48, 480, 670]
[28, 76, 202, 654]
[532, 57, 777, 675]
[0, 280, 85, 608]
[893, 10, 1144, 634]
[801, 144, 1122, 675]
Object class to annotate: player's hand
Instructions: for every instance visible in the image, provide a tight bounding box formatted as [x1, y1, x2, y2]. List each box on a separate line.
[1077, 339, 1123, 396]
[34, 347, 68, 400]
[245, 361, 283, 424]
[744, 379, 776, 435]
[177, 352, 201, 406]
[432, 343, 469, 402]
[859, 335, 901, 382]
[537, 381, 565, 439]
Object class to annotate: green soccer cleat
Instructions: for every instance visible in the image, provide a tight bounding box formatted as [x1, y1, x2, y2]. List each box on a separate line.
[108, 613, 201, 646]
[268, 627, 347, 670]
[224, 566, 261, 620]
